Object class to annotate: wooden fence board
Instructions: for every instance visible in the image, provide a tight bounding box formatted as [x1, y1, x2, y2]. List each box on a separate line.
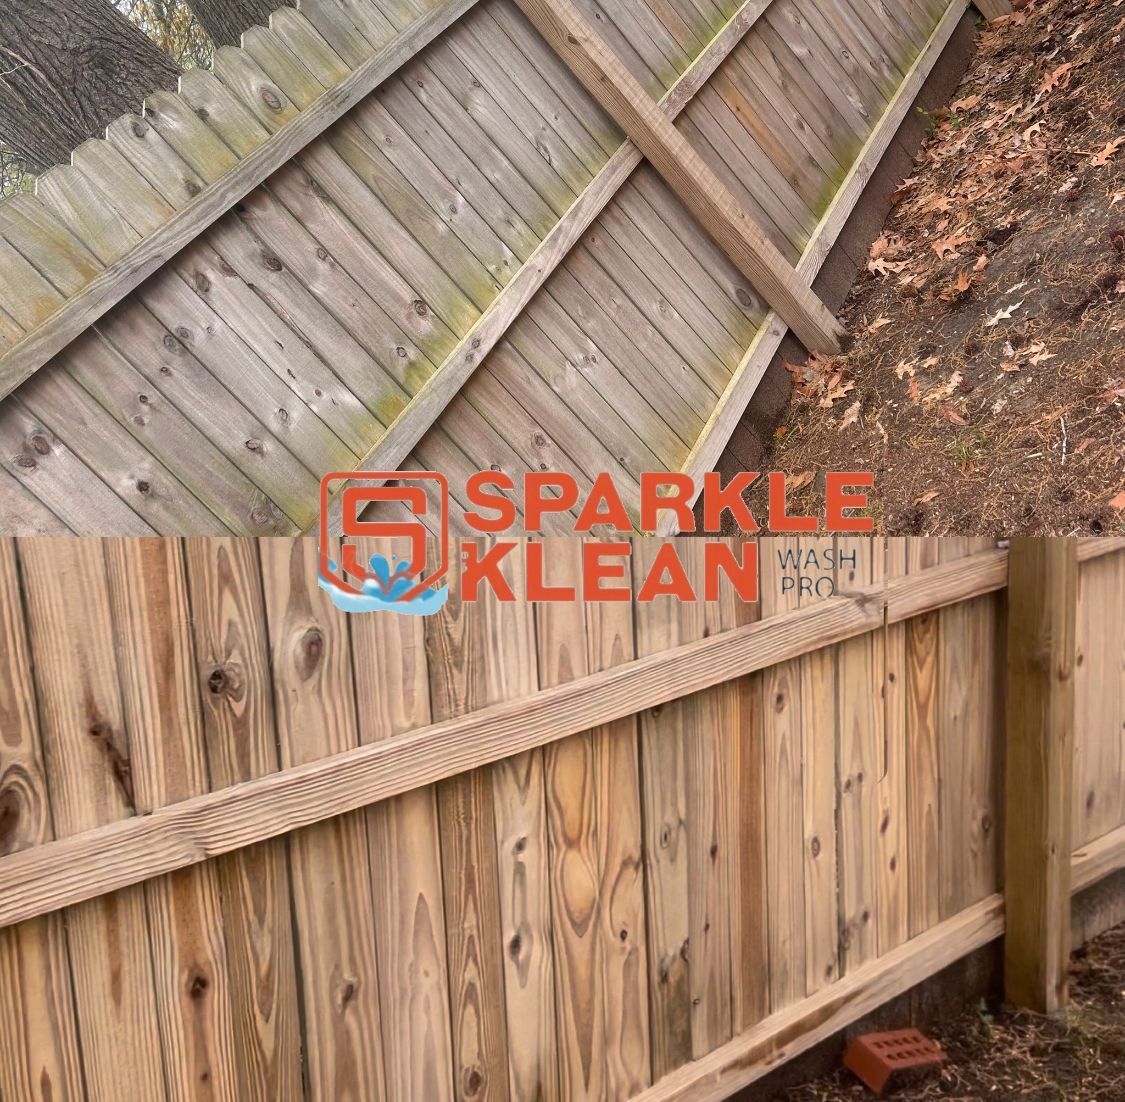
[259, 538, 388, 1100]
[18, 540, 167, 1101]
[0, 540, 83, 1102]
[183, 539, 304, 1100]
[106, 538, 242, 1101]
[350, 537, 456, 1102]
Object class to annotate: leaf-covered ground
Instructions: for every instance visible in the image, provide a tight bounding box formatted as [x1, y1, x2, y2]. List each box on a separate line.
[763, 0, 1124, 536]
[778, 920, 1125, 1100]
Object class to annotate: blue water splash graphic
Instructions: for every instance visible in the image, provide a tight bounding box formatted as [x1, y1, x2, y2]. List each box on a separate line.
[317, 554, 450, 616]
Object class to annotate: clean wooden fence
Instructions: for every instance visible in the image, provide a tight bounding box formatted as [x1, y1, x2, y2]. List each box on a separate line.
[0, 0, 986, 538]
[0, 535, 1119, 1102]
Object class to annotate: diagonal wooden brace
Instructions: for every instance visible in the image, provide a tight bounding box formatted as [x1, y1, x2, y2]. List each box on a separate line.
[511, 0, 844, 356]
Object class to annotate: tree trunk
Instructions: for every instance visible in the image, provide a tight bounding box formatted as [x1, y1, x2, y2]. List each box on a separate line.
[0, 0, 181, 169]
[186, 0, 284, 48]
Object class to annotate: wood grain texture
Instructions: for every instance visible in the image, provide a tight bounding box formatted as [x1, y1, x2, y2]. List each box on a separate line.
[1004, 538, 1077, 1014]
[660, 0, 971, 531]
[105, 537, 241, 1102]
[510, 0, 843, 355]
[319, 0, 775, 535]
[0, 539, 83, 1102]
[350, 539, 455, 1102]
[0, 0, 479, 402]
[628, 894, 1005, 1102]
[183, 538, 303, 1101]
[759, 538, 806, 1012]
[259, 538, 387, 1100]
[1, 546, 1029, 930]
[17, 539, 167, 1101]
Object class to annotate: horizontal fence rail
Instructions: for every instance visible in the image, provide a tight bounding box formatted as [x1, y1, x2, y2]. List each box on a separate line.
[0, 539, 1116, 930]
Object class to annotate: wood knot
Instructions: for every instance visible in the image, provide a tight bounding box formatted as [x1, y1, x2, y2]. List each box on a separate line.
[29, 433, 50, 455]
[15, 454, 36, 470]
[0, 782, 22, 855]
[193, 272, 211, 294]
[206, 664, 231, 695]
[87, 721, 135, 811]
[131, 120, 148, 138]
[136, 480, 151, 495]
[263, 255, 283, 272]
[162, 333, 181, 353]
[295, 627, 324, 680]
[412, 299, 429, 317]
[810, 836, 821, 858]
[188, 973, 209, 999]
[261, 88, 283, 111]
[508, 933, 522, 960]
[463, 1067, 484, 1097]
[245, 439, 263, 453]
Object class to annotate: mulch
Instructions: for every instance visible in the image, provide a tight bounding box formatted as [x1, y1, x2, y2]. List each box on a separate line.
[760, 0, 1125, 536]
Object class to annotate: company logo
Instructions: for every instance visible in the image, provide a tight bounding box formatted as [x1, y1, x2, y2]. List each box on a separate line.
[317, 471, 451, 616]
[318, 469, 873, 615]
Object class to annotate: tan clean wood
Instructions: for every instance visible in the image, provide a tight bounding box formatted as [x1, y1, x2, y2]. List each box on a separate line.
[258, 538, 388, 1099]
[509, 0, 844, 356]
[183, 538, 304, 1100]
[348, 537, 455, 1102]
[1004, 538, 1078, 1015]
[0, 539, 83, 1102]
[104, 538, 242, 1101]
[17, 539, 167, 1101]
[0, 0, 479, 402]
[627, 894, 1006, 1102]
[0, 547, 1022, 931]
[758, 537, 807, 1012]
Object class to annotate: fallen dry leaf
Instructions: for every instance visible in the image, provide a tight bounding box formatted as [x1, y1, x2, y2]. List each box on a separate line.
[986, 300, 1024, 326]
[942, 269, 973, 300]
[868, 257, 909, 278]
[933, 233, 974, 259]
[1109, 490, 1125, 510]
[974, 254, 990, 273]
[951, 94, 981, 113]
[1037, 61, 1074, 98]
[788, 471, 814, 492]
[940, 405, 969, 426]
[913, 490, 941, 505]
[838, 400, 861, 431]
[895, 359, 916, 380]
[1091, 137, 1125, 167]
[868, 316, 892, 332]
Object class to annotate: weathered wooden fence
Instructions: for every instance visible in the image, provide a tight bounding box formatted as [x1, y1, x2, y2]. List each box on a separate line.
[0, 0, 992, 538]
[0, 535, 1120, 1101]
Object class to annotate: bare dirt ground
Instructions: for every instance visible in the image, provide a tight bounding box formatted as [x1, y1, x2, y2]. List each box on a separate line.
[762, 0, 1124, 536]
[778, 920, 1125, 1100]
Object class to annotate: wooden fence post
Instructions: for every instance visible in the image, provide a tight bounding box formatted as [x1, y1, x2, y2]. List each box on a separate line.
[1004, 537, 1077, 1014]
